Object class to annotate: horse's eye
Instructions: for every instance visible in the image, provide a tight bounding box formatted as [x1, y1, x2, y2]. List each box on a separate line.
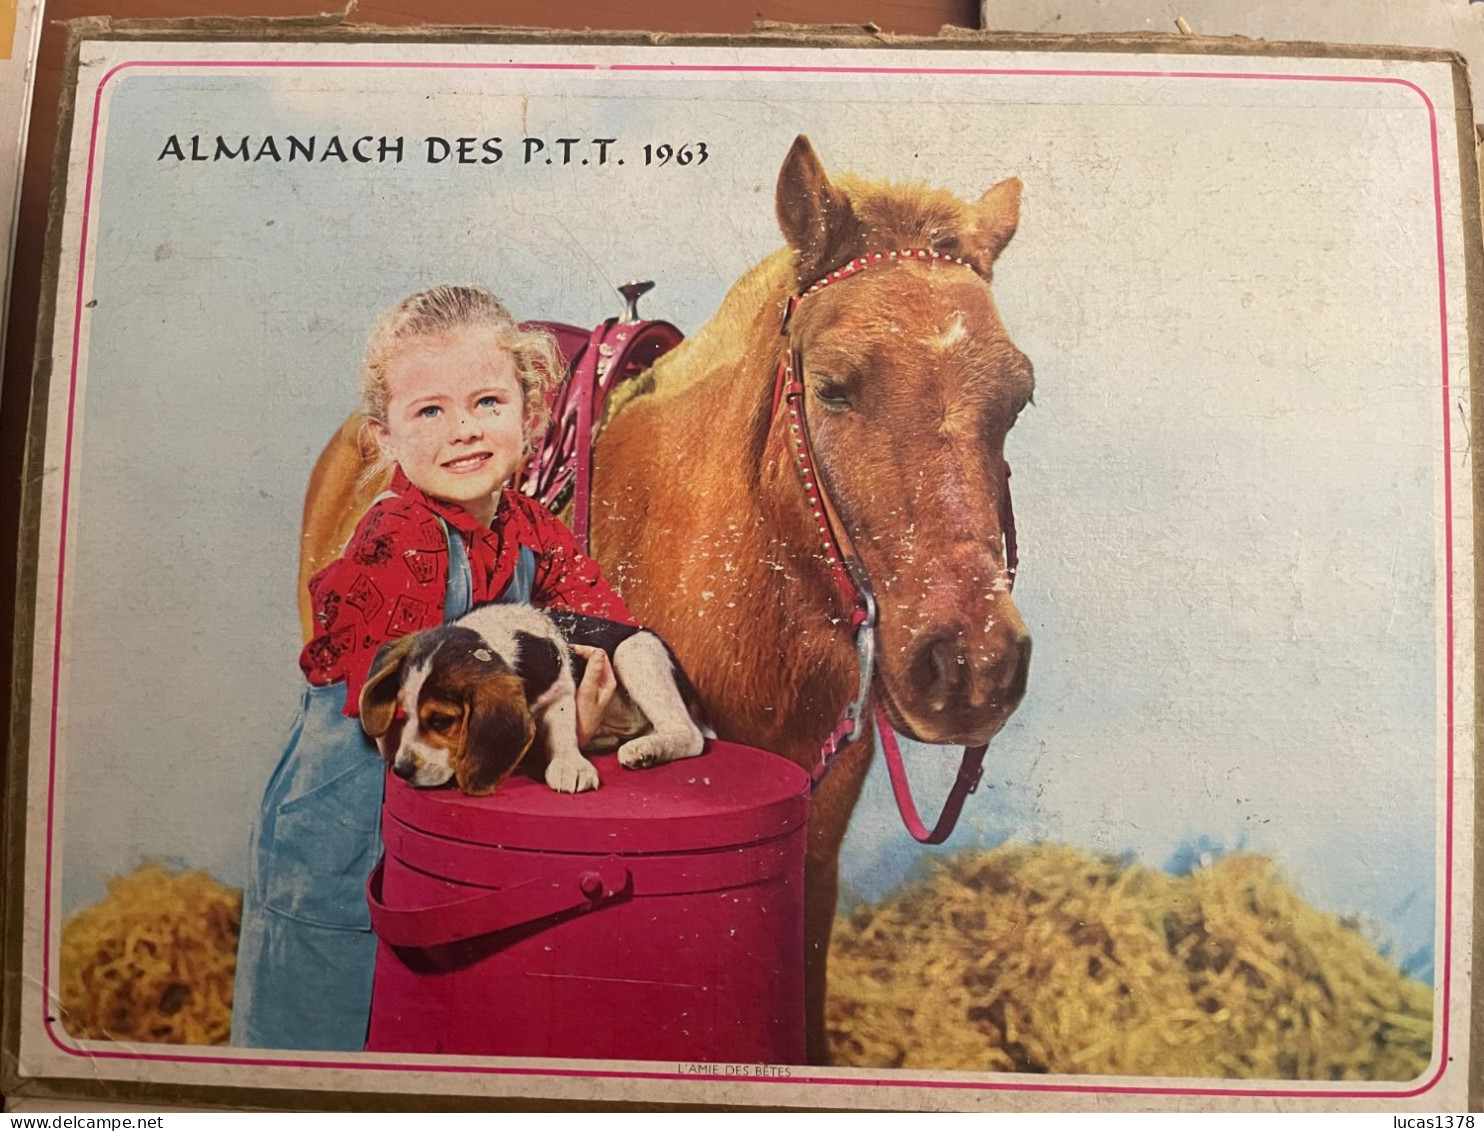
[813, 382, 853, 411]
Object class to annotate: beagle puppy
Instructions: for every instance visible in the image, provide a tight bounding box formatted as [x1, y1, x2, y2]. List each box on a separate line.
[358, 604, 709, 795]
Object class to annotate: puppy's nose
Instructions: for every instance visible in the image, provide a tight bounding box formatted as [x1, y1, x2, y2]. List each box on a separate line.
[392, 760, 417, 780]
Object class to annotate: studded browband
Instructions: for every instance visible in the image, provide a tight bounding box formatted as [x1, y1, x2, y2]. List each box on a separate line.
[773, 248, 1017, 844]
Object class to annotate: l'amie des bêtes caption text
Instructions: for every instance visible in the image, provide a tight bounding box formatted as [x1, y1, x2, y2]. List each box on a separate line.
[677, 1063, 794, 1077]
[157, 134, 709, 168]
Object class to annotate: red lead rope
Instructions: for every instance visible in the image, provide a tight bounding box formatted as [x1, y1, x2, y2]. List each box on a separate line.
[778, 250, 1019, 844]
[877, 464, 1015, 844]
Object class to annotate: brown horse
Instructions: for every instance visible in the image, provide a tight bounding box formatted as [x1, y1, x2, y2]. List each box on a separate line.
[299, 136, 1034, 1063]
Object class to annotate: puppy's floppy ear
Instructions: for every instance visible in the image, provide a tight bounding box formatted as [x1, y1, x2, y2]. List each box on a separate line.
[453, 670, 537, 796]
[360, 634, 418, 738]
[513, 631, 563, 700]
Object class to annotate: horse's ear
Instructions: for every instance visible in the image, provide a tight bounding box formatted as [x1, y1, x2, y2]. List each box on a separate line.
[961, 177, 1023, 275]
[776, 135, 861, 284]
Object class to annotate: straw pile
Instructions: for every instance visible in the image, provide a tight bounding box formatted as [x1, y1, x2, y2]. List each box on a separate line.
[826, 845, 1433, 1079]
[59, 847, 1433, 1076]
[59, 863, 241, 1045]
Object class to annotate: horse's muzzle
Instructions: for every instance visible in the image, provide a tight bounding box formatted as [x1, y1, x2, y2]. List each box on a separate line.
[894, 619, 1032, 744]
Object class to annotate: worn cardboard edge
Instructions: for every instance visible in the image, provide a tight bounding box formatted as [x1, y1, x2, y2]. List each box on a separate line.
[2, 1077, 819, 1116]
[3, 18, 1477, 1113]
[1466, 60, 1484, 1116]
[1, 14, 86, 1103]
[48, 14, 1467, 67]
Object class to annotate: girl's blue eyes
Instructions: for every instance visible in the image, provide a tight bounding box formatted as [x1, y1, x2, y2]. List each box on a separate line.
[415, 397, 505, 419]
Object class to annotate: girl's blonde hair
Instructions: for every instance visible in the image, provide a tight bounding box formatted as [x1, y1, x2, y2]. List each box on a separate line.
[361, 285, 565, 457]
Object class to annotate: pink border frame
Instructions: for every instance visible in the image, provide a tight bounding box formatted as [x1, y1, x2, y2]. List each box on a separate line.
[35, 56, 1459, 1101]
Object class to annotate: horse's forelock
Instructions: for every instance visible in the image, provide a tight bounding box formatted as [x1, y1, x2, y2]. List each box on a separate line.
[832, 175, 976, 262]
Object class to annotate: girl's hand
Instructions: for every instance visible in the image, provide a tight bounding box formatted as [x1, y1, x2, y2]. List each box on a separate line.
[572, 645, 618, 748]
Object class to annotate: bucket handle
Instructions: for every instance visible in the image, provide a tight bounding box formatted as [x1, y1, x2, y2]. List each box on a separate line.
[366, 856, 630, 949]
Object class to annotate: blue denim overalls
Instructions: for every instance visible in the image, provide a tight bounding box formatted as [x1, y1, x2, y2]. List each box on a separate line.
[231, 517, 534, 1051]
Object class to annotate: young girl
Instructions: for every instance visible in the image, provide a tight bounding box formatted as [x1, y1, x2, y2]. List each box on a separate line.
[231, 286, 634, 1052]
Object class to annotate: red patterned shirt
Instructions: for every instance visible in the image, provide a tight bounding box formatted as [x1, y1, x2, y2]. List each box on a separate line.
[301, 466, 635, 714]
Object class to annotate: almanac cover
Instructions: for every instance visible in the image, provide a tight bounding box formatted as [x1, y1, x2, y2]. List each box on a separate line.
[3, 22, 1479, 1113]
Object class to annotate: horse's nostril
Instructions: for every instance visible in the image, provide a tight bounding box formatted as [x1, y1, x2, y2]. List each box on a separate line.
[910, 627, 1031, 710]
[1007, 636, 1032, 702]
[914, 630, 971, 705]
[393, 759, 417, 780]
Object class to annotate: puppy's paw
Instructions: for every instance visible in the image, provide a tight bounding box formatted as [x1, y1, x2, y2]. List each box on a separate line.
[618, 729, 705, 770]
[545, 755, 600, 794]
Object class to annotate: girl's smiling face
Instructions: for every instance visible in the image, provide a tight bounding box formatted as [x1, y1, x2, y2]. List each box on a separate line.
[370, 326, 527, 523]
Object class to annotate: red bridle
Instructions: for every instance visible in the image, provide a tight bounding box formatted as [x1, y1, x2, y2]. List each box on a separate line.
[772, 249, 1020, 844]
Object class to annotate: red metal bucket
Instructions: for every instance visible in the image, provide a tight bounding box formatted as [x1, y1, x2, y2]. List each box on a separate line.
[364, 741, 809, 1063]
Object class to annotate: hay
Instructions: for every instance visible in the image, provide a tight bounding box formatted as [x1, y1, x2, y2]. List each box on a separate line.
[59, 863, 241, 1045]
[59, 848, 1433, 1076]
[826, 845, 1433, 1079]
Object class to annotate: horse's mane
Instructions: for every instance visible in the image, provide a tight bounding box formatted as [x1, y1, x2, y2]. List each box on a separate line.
[603, 249, 795, 422]
[603, 175, 983, 422]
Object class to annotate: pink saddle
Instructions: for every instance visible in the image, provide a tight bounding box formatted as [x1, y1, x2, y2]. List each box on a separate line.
[512, 286, 683, 549]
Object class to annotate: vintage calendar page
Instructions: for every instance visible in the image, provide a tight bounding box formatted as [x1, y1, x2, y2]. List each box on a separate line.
[4, 27, 1478, 1112]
